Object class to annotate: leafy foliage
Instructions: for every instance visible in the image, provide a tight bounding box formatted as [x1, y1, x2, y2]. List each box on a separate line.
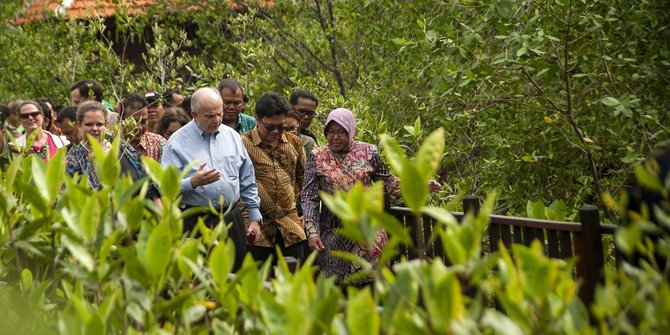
[0, 124, 669, 333]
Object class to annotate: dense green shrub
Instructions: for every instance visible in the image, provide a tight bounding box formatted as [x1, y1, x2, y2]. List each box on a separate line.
[0, 129, 668, 334]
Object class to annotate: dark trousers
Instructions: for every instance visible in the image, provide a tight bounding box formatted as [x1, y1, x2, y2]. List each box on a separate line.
[182, 205, 246, 272]
[248, 232, 305, 267]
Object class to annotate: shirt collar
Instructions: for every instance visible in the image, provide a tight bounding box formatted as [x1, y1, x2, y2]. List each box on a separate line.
[138, 132, 148, 150]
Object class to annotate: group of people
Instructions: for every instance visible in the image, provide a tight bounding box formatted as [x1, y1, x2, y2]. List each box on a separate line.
[1, 78, 440, 285]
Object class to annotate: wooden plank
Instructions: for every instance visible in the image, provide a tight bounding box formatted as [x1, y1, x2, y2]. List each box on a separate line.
[559, 231, 573, 258]
[512, 225, 523, 244]
[489, 222, 501, 253]
[490, 215, 582, 232]
[522, 226, 535, 246]
[534, 227, 547, 254]
[423, 215, 435, 258]
[546, 229, 560, 258]
[500, 224, 512, 249]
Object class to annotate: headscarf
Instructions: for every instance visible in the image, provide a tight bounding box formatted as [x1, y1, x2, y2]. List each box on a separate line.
[324, 108, 356, 146]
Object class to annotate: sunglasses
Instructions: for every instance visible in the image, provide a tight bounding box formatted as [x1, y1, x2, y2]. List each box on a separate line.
[19, 111, 42, 119]
[259, 119, 287, 132]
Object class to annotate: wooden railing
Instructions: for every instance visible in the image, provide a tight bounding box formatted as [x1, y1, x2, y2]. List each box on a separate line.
[387, 195, 617, 307]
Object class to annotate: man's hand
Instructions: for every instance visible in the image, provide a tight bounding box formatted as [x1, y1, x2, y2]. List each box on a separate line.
[191, 163, 221, 188]
[246, 220, 261, 244]
[308, 236, 325, 251]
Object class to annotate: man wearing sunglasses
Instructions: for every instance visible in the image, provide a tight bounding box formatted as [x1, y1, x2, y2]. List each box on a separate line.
[240, 92, 307, 265]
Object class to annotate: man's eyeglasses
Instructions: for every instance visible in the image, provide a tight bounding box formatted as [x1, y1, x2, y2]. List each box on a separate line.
[297, 109, 316, 118]
[19, 111, 42, 119]
[326, 128, 348, 138]
[259, 119, 286, 132]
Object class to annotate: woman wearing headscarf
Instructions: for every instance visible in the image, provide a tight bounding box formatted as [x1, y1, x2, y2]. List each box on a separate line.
[302, 108, 440, 285]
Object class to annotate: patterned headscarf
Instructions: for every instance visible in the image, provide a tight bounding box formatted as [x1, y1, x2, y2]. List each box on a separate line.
[324, 108, 356, 145]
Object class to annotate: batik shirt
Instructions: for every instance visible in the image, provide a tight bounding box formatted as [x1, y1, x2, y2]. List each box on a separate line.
[240, 127, 307, 247]
[137, 131, 167, 162]
[301, 141, 401, 284]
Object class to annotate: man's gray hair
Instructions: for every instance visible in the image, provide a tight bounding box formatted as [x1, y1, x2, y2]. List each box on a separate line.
[191, 87, 221, 114]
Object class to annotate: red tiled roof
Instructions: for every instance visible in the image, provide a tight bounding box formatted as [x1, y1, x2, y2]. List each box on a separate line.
[15, 0, 274, 25]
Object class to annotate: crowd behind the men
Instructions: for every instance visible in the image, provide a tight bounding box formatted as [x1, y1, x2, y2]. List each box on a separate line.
[0, 78, 440, 286]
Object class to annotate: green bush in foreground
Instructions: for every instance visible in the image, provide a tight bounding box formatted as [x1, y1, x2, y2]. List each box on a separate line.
[0, 129, 668, 334]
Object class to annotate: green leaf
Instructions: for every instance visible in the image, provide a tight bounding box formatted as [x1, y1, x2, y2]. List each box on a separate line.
[79, 194, 101, 242]
[84, 312, 106, 335]
[547, 200, 567, 221]
[178, 240, 200, 276]
[160, 165, 181, 201]
[321, 191, 355, 223]
[391, 37, 408, 46]
[347, 289, 379, 335]
[379, 134, 409, 177]
[209, 241, 235, 289]
[20, 268, 33, 293]
[374, 211, 412, 244]
[526, 200, 546, 219]
[62, 235, 94, 272]
[144, 221, 172, 279]
[400, 164, 428, 213]
[45, 148, 66, 202]
[30, 154, 49, 201]
[425, 270, 463, 328]
[615, 224, 642, 256]
[414, 127, 445, 180]
[516, 46, 527, 57]
[482, 310, 524, 335]
[440, 226, 466, 265]
[634, 164, 664, 194]
[600, 96, 620, 107]
[421, 205, 458, 226]
[141, 156, 163, 184]
[91, 135, 121, 188]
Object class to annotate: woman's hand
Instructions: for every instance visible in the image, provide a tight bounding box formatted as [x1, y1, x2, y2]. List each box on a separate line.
[309, 236, 325, 251]
[428, 179, 442, 193]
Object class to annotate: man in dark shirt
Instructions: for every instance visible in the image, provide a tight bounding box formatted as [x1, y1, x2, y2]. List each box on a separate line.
[289, 89, 319, 144]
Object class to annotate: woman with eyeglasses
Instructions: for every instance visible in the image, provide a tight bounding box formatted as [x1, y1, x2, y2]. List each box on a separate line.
[302, 108, 441, 286]
[12, 100, 68, 161]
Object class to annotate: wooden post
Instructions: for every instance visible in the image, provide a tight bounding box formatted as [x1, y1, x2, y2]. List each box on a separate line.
[462, 195, 481, 217]
[407, 214, 425, 260]
[575, 205, 604, 309]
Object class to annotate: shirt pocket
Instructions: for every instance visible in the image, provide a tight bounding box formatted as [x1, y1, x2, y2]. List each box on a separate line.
[221, 154, 242, 181]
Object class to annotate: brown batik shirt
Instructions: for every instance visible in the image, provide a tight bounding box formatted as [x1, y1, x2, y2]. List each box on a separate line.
[240, 127, 307, 247]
